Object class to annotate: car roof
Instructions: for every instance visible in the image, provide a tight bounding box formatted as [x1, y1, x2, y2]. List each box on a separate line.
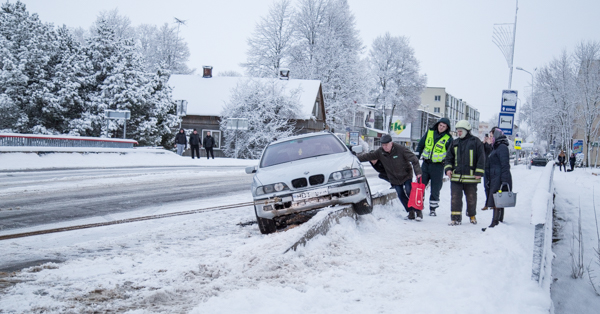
[268, 131, 336, 145]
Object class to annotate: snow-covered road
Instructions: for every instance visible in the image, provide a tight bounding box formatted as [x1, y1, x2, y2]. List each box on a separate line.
[0, 152, 556, 313]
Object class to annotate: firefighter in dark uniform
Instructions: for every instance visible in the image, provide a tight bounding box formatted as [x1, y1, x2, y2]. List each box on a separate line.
[444, 120, 485, 225]
[416, 117, 453, 217]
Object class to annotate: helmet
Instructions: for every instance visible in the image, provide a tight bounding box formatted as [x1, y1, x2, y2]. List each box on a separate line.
[455, 120, 472, 131]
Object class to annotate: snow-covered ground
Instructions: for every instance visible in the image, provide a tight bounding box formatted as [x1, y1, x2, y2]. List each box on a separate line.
[551, 167, 600, 313]
[0, 149, 258, 171]
[0, 152, 597, 313]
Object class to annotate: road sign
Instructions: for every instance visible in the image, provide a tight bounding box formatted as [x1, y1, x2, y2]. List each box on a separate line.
[514, 137, 522, 150]
[498, 112, 514, 135]
[105, 109, 131, 120]
[225, 118, 249, 130]
[501, 90, 518, 113]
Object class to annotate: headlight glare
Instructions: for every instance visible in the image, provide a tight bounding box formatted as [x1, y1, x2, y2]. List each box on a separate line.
[332, 172, 342, 181]
[274, 182, 285, 191]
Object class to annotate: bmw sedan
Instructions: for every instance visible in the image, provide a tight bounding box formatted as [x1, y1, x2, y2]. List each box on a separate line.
[245, 132, 372, 234]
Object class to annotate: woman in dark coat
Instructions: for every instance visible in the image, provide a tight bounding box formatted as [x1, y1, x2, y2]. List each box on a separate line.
[484, 128, 512, 228]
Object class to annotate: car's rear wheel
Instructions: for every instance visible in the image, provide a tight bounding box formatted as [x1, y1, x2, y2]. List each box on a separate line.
[255, 206, 276, 234]
[353, 180, 373, 215]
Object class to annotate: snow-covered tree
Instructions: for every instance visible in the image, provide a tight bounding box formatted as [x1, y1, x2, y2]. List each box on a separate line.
[573, 41, 600, 166]
[289, 0, 366, 132]
[368, 32, 427, 128]
[136, 22, 193, 74]
[220, 79, 301, 159]
[243, 0, 295, 78]
[91, 9, 135, 40]
[533, 50, 578, 152]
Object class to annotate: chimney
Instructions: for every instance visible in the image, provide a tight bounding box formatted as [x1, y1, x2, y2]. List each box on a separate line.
[203, 66, 213, 78]
[279, 68, 290, 80]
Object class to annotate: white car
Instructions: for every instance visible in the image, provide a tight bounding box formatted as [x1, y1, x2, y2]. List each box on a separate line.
[245, 132, 372, 234]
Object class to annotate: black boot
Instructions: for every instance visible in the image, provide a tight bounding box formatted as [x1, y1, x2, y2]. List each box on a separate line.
[488, 208, 500, 228]
[498, 208, 504, 222]
[408, 210, 415, 220]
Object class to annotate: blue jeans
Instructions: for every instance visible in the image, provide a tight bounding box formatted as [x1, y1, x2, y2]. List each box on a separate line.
[393, 179, 413, 212]
[176, 145, 186, 156]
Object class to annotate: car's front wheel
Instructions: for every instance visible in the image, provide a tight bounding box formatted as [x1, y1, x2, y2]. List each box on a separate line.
[352, 180, 373, 215]
[255, 206, 277, 234]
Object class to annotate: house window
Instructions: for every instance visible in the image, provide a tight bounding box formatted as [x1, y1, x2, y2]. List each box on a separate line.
[202, 129, 221, 149]
[434, 107, 441, 113]
[434, 95, 441, 101]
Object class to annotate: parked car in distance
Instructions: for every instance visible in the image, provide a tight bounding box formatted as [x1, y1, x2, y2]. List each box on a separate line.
[245, 131, 372, 234]
[531, 156, 548, 167]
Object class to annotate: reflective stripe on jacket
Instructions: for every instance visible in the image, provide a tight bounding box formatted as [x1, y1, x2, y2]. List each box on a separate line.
[444, 133, 485, 184]
[422, 130, 450, 163]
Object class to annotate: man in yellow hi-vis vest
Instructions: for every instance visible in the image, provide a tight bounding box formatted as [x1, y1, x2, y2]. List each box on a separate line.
[444, 120, 485, 226]
[416, 117, 452, 217]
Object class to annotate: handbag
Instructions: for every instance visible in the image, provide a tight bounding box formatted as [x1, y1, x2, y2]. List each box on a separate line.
[492, 183, 517, 208]
[407, 177, 425, 210]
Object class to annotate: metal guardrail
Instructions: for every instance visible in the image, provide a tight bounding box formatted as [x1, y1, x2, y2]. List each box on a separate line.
[531, 163, 556, 286]
[0, 133, 138, 149]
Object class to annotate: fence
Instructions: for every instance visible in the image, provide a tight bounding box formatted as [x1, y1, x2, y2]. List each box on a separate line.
[0, 133, 138, 149]
[530, 162, 556, 292]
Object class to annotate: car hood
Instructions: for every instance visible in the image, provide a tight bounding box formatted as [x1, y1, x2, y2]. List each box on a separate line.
[253, 153, 359, 187]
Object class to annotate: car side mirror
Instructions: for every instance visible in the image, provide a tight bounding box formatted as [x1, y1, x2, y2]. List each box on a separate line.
[351, 145, 363, 154]
[245, 166, 257, 174]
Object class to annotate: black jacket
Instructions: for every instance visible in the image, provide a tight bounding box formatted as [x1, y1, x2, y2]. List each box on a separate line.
[358, 143, 421, 185]
[485, 135, 512, 207]
[203, 135, 215, 148]
[444, 132, 485, 184]
[189, 133, 201, 146]
[558, 155, 566, 164]
[416, 117, 453, 161]
[569, 155, 576, 166]
[175, 130, 187, 146]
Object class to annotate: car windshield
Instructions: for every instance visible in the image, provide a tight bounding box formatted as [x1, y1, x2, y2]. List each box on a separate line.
[260, 134, 347, 168]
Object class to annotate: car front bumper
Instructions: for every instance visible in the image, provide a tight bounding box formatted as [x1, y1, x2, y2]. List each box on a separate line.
[253, 177, 369, 219]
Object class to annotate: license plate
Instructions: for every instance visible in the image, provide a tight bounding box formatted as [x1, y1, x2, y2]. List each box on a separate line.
[293, 187, 329, 201]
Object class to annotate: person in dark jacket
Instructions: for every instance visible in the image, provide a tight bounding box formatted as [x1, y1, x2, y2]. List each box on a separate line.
[188, 129, 202, 159]
[174, 128, 187, 156]
[357, 134, 423, 220]
[569, 153, 576, 171]
[444, 120, 485, 225]
[203, 131, 216, 159]
[484, 128, 512, 229]
[558, 151, 567, 171]
[482, 127, 498, 210]
[416, 117, 453, 217]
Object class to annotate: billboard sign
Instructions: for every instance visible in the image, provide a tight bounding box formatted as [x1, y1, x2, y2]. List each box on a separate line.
[573, 139, 584, 154]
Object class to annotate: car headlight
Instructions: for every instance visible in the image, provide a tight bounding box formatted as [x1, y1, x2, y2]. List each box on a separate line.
[256, 182, 289, 195]
[329, 168, 361, 182]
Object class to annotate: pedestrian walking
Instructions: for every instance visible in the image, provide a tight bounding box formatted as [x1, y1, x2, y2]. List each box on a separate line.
[203, 131, 216, 159]
[482, 127, 498, 211]
[415, 117, 453, 217]
[444, 120, 485, 226]
[357, 134, 423, 220]
[189, 129, 201, 159]
[174, 128, 187, 156]
[484, 128, 512, 229]
[569, 153, 576, 171]
[558, 150, 567, 171]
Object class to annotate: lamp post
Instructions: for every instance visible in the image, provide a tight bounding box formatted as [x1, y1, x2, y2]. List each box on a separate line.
[516, 66, 534, 169]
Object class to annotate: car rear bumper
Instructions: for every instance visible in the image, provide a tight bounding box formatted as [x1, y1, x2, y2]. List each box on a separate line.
[253, 177, 368, 219]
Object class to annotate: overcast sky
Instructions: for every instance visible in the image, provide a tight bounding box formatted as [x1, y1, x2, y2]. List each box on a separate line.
[17, 0, 600, 123]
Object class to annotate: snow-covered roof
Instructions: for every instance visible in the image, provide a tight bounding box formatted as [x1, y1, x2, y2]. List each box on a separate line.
[168, 75, 322, 119]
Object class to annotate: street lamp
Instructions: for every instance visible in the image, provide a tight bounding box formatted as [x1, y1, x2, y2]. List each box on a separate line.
[516, 66, 535, 169]
[515, 67, 534, 134]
